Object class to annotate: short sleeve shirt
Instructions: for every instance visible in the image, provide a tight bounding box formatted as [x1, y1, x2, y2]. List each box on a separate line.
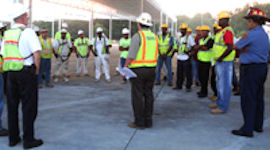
[177, 34, 195, 60]
[119, 38, 131, 59]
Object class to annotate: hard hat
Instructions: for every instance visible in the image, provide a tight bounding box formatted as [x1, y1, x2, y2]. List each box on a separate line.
[0, 22, 5, 29]
[187, 28, 192, 32]
[78, 30, 84, 35]
[122, 28, 130, 34]
[244, 8, 270, 22]
[96, 27, 103, 33]
[179, 23, 188, 29]
[33, 26, 40, 32]
[218, 11, 231, 20]
[62, 23, 68, 28]
[10, 3, 28, 20]
[61, 29, 67, 33]
[161, 24, 168, 28]
[213, 23, 221, 30]
[196, 26, 201, 31]
[40, 28, 48, 33]
[137, 12, 153, 27]
[200, 25, 210, 31]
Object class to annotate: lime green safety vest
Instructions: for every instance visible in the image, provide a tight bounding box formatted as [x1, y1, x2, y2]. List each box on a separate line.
[158, 34, 173, 56]
[119, 38, 131, 59]
[212, 26, 235, 61]
[57, 39, 70, 55]
[54, 31, 71, 41]
[2, 28, 24, 71]
[75, 37, 90, 57]
[129, 30, 158, 68]
[178, 35, 189, 54]
[93, 37, 107, 54]
[197, 36, 212, 62]
[39, 37, 53, 59]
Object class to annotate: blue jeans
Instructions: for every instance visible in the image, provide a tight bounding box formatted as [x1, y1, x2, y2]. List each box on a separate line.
[0, 73, 4, 130]
[155, 56, 173, 83]
[38, 59, 51, 84]
[192, 60, 199, 83]
[215, 61, 233, 111]
[120, 58, 126, 68]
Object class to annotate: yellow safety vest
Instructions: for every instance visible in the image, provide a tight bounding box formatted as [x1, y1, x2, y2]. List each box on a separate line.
[198, 36, 212, 62]
[158, 34, 173, 56]
[39, 37, 53, 59]
[178, 35, 189, 54]
[75, 37, 90, 57]
[213, 26, 235, 61]
[2, 28, 25, 71]
[129, 30, 158, 68]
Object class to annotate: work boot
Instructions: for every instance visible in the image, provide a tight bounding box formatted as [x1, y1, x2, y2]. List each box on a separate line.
[208, 96, 217, 102]
[23, 139, 43, 149]
[0, 128, 8, 136]
[154, 82, 161, 85]
[45, 83, 54, 88]
[208, 103, 218, 109]
[211, 108, 226, 114]
[128, 122, 145, 130]
[9, 137, 21, 147]
[186, 88, 192, 92]
[173, 87, 182, 90]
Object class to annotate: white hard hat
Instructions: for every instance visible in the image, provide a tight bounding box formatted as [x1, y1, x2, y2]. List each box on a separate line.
[136, 12, 152, 27]
[33, 26, 40, 32]
[78, 30, 84, 35]
[96, 27, 103, 33]
[0, 22, 4, 29]
[61, 29, 67, 33]
[62, 23, 68, 28]
[10, 3, 28, 20]
[122, 28, 130, 34]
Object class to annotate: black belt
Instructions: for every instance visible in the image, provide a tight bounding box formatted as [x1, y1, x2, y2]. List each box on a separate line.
[240, 63, 267, 66]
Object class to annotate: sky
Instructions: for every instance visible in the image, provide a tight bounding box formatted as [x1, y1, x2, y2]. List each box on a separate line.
[155, 0, 270, 18]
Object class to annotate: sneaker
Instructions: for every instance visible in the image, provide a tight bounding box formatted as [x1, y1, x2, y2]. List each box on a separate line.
[63, 77, 69, 82]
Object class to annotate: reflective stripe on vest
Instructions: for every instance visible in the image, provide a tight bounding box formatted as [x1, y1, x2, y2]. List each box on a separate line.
[197, 36, 212, 62]
[3, 28, 24, 71]
[158, 34, 172, 56]
[40, 37, 53, 59]
[213, 26, 235, 61]
[129, 30, 158, 68]
[178, 35, 189, 54]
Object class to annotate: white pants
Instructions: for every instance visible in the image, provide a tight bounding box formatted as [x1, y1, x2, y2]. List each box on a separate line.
[95, 54, 110, 80]
[76, 57, 88, 75]
[54, 57, 69, 77]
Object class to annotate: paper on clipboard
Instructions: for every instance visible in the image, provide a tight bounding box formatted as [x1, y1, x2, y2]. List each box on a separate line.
[116, 67, 137, 80]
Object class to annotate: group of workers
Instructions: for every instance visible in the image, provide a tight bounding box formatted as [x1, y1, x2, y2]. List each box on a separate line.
[0, 2, 269, 149]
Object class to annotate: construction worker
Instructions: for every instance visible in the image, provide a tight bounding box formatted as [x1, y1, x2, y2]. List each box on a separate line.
[209, 11, 236, 114]
[74, 30, 91, 76]
[119, 28, 131, 83]
[192, 26, 202, 86]
[174, 23, 195, 92]
[53, 29, 73, 82]
[90, 27, 111, 82]
[195, 25, 213, 98]
[208, 23, 221, 102]
[1, 4, 43, 148]
[0, 22, 8, 136]
[54, 23, 71, 41]
[232, 8, 270, 137]
[155, 24, 174, 86]
[38, 28, 54, 88]
[124, 12, 158, 129]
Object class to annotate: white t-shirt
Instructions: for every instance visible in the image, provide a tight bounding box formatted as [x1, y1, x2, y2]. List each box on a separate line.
[53, 39, 72, 57]
[1, 23, 42, 66]
[177, 35, 195, 60]
[91, 36, 109, 56]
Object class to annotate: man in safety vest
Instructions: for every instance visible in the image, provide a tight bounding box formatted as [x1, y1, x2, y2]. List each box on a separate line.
[0, 22, 8, 137]
[154, 24, 174, 86]
[174, 23, 195, 92]
[38, 28, 54, 88]
[1, 3, 43, 148]
[119, 28, 131, 84]
[90, 27, 110, 82]
[195, 25, 214, 98]
[209, 11, 236, 114]
[53, 29, 73, 82]
[232, 8, 270, 137]
[74, 30, 91, 76]
[124, 12, 158, 129]
[54, 23, 71, 41]
[192, 26, 202, 87]
[208, 23, 221, 102]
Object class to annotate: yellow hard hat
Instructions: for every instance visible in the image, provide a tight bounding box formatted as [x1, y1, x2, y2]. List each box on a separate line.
[161, 24, 168, 28]
[195, 26, 201, 31]
[200, 25, 210, 31]
[213, 23, 222, 30]
[218, 11, 231, 20]
[187, 28, 192, 32]
[179, 23, 188, 29]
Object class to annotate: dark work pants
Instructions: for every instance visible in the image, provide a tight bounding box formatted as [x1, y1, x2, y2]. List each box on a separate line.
[210, 66, 217, 96]
[176, 60, 192, 89]
[240, 64, 268, 135]
[198, 61, 211, 95]
[6, 66, 38, 143]
[130, 67, 156, 127]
